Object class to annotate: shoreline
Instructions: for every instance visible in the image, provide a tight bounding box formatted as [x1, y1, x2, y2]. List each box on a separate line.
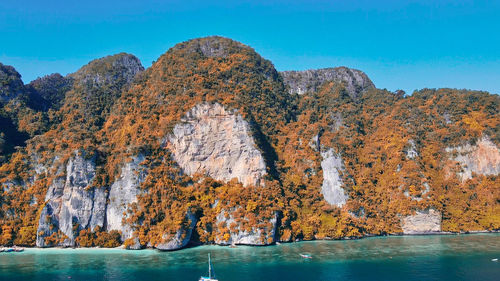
[3, 231, 499, 252]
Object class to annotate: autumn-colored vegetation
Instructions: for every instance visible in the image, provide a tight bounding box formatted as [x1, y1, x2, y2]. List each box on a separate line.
[0, 37, 499, 247]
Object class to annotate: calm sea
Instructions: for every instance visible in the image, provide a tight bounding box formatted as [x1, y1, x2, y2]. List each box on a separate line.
[1, 234, 499, 281]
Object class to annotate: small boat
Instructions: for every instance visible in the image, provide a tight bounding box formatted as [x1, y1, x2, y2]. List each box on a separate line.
[492, 258, 498, 262]
[0, 247, 24, 253]
[300, 254, 312, 259]
[199, 253, 218, 281]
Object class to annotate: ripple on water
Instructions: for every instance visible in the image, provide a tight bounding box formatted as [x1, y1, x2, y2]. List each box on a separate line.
[0, 234, 499, 281]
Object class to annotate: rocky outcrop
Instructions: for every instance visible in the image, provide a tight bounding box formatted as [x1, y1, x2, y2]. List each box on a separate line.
[171, 36, 248, 59]
[0, 63, 25, 103]
[106, 154, 147, 242]
[446, 136, 500, 181]
[280, 67, 374, 99]
[404, 139, 419, 160]
[156, 211, 197, 250]
[69, 53, 143, 91]
[401, 209, 441, 234]
[215, 208, 278, 245]
[167, 103, 267, 187]
[320, 148, 348, 207]
[36, 150, 106, 247]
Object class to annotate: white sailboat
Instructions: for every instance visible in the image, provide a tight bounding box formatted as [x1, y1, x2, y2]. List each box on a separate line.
[199, 253, 218, 281]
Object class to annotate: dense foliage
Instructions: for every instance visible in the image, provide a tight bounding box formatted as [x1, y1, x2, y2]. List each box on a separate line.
[0, 37, 498, 247]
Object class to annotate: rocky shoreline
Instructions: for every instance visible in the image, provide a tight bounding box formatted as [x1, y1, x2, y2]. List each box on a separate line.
[4, 231, 498, 252]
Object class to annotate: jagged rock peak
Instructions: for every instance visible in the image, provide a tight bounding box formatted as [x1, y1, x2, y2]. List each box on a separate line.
[68, 53, 144, 90]
[168, 36, 252, 59]
[0, 62, 25, 103]
[280, 67, 375, 99]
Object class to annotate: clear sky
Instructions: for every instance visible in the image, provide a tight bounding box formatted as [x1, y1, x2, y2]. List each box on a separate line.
[0, 0, 499, 94]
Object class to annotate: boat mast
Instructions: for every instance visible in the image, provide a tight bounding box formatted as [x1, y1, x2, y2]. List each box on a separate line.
[208, 253, 211, 278]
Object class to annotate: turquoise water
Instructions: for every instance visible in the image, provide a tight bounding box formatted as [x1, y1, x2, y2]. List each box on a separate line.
[1, 234, 499, 281]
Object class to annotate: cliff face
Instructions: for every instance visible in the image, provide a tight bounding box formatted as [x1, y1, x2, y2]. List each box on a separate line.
[1, 37, 499, 249]
[280, 67, 375, 99]
[401, 209, 441, 234]
[37, 150, 106, 247]
[106, 155, 147, 242]
[446, 136, 500, 181]
[167, 103, 267, 187]
[320, 148, 348, 207]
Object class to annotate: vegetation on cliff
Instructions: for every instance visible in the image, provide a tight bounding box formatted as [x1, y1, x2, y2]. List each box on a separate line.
[0, 36, 498, 247]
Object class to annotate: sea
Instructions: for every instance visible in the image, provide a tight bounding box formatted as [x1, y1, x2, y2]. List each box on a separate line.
[0, 233, 499, 281]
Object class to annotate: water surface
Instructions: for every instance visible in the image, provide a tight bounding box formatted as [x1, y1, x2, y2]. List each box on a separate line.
[1, 234, 499, 281]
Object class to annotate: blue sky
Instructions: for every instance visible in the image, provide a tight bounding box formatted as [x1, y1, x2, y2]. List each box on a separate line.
[0, 0, 499, 94]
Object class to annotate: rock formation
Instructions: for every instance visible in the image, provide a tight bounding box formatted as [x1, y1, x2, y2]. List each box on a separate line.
[0, 37, 498, 250]
[167, 102, 267, 187]
[106, 155, 147, 242]
[320, 148, 348, 207]
[69, 53, 143, 91]
[36, 150, 106, 247]
[155, 211, 197, 250]
[280, 67, 375, 99]
[0, 63, 25, 103]
[215, 208, 278, 245]
[401, 209, 441, 234]
[446, 136, 500, 181]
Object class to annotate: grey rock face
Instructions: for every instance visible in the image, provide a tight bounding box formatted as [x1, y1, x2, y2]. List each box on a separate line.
[167, 102, 267, 187]
[280, 67, 375, 99]
[446, 136, 500, 181]
[320, 148, 348, 207]
[69, 53, 144, 92]
[156, 211, 197, 250]
[215, 209, 278, 245]
[106, 154, 147, 241]
[0, 63, 25, 103]
[401, 209, 441, 234]
[36, 150, 106, 247]
[171, 36, 247, 58]
[405, 139, 419, 160]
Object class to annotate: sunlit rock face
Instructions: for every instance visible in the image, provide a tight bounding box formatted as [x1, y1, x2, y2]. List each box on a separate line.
[167, 102, 267, 187]
[106, 154, 147, 242]
[36, 150, 106, 247]
[280, 67, 375, 99]
[446, 136, 500, 181]
[320, 148, 348, 207]
[401, 209, 441, 234]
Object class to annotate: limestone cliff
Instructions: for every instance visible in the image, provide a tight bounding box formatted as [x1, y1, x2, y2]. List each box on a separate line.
[167, 103, 267, 187]
[401, 209, 441, 234]
[280, 67, 375, 99]
[320, 148, 348, 207]
[446, 136, 500, 181]
[106, 155, 147, 242]
[37, 150, 106, 247]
